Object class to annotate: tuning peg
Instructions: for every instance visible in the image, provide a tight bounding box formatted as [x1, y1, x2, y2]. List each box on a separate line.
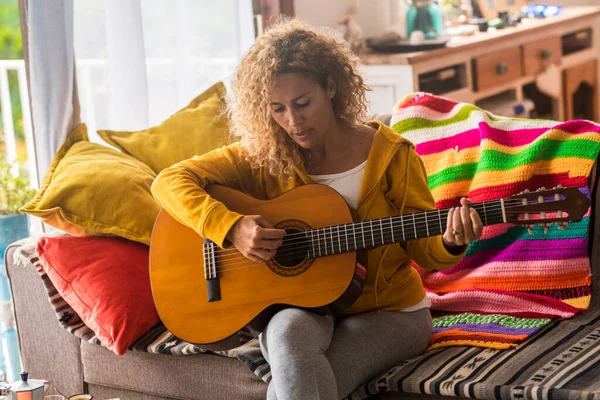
[524, 189, 530, 193]
[528, 228, 533, 235]
[558, 224, 566, 230]
[557, 184, 563, 189]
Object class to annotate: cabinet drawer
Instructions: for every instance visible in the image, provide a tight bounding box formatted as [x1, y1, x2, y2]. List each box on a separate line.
[523, 37, 561, 76]
[473, 48, 522, 91]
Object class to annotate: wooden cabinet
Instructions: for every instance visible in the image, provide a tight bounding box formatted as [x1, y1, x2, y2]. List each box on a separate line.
[564, 59, 598, 121]
[473, 48, 523, 91]
[523, 37, 561, 76]
[360, 7, 600, 122]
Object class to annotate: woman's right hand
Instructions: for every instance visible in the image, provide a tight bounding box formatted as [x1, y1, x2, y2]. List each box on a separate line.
[226, 215, 286, 263]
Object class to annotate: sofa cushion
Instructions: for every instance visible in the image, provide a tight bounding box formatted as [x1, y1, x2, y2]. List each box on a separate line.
[80, 341, 266, 400]
[98, 81, 231, 174]
[36, 235, 159, 356]
[19, 124, 160, 244]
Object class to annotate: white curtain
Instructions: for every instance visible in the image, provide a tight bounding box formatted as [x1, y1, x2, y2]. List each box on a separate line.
[21, 0, 80, 182]
[104, 0, 149, 131]
[74, 0, 255, 140]
[21, 0, 255, 177]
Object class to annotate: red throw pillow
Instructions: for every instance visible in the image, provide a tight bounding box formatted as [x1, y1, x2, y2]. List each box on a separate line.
[36, 236, 159, 355]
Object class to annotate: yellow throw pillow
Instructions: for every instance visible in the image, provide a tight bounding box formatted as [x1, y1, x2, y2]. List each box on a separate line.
[20, 124, 160, 244]
[98, 81, 230, 174]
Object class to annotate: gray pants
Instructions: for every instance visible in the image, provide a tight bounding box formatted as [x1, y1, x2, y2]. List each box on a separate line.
[258, 307, 432, 400]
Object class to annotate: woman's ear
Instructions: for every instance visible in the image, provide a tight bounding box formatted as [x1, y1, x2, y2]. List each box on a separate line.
[326, 77, 337, 99]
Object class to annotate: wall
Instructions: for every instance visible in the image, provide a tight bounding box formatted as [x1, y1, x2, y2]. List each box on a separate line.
[294, 1, 600, 37]
[546, 0, 599, 5]
[293, 0, 410, 38]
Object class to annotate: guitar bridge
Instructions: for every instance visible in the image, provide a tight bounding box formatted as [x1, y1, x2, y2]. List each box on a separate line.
[206, 278, 221, 302]
[204, 239, 221, 302]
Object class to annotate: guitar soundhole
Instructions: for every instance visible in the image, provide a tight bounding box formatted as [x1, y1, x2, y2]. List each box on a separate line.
[275, 228, 310, 267]
[266, 219, 314, 277]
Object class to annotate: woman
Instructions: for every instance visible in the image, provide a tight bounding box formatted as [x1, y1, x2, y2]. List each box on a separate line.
[151, 18, 482, 400]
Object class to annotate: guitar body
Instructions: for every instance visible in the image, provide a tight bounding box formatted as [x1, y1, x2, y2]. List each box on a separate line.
[149, 184, 361, 350]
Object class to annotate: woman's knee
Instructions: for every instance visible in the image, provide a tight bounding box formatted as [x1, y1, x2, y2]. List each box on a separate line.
[264, 308, 333, 352]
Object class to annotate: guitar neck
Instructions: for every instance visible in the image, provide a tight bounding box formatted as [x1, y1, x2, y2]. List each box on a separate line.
[306, 200, 505, 258]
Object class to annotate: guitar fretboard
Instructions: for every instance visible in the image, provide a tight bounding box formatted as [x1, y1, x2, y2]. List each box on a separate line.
[305, 201, 504, 259]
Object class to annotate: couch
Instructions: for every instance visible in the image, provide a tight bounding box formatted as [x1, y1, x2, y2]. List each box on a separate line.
[4, 110, 600, 400]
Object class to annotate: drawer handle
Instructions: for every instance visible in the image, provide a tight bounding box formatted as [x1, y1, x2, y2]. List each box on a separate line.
[496, 62, 509, 75]
[541, 49, 552, 60]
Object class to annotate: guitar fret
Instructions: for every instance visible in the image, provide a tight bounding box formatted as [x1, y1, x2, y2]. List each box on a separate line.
[337, 225, 341, 254]
[344, 224, 349, 252]
[425, 211, 430, 236]
[329, 227, 334, 255]
[401, 215, 405, 240]
[361, 222, 366, 249]
[318, 228, 323, 257]
[438, 209, 443, 233]
[390, 216, 394, 243]
[412, 214, 417, 238]
[352, 223, 357, 250]
[482, 202, 488, 225]
[370, 220, 375, 247]
[380, 219, 385, 244]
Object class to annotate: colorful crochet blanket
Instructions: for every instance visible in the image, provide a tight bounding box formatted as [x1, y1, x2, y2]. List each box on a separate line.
[390, 93, 600, 350]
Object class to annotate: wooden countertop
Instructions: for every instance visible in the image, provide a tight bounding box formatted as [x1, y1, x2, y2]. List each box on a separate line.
[360, 6, 600, 66]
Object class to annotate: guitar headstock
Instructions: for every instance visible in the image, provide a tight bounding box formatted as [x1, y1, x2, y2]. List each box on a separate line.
[505, 185, 590, 231]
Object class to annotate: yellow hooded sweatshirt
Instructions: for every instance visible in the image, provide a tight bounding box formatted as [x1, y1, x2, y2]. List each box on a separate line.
[151, 121, 466, 315]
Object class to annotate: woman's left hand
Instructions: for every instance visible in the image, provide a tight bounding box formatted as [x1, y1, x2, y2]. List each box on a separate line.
[443, 197, 483, 249]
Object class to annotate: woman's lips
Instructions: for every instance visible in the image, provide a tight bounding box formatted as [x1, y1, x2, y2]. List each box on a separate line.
[295, 129, 312, 139]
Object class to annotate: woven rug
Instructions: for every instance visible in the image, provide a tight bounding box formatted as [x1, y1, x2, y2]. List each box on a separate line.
[390, 92, 600, 350]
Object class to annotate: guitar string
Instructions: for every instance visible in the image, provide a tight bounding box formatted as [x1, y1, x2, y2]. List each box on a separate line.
[202, 212, 571, 275]
[208, 206, 572, 266]
[210, 208, 508, 263]
[206, 199, 571, 261]
[201, 209, 574, 273]
[209, 196, 569, 255]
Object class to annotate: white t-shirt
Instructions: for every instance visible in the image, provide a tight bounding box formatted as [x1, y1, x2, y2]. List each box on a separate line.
[309, 161, 431, 312]
[308, 160, 367, 210]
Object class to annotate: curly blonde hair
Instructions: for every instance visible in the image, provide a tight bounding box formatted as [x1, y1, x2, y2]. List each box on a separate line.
[226, 17, 369, 177]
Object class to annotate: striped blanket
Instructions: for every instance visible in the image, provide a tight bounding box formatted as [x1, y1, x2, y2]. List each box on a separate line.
[390, 92, 600, 350]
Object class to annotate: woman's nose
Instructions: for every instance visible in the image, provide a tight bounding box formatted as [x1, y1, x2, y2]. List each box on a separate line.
[287, 110, 303, 128]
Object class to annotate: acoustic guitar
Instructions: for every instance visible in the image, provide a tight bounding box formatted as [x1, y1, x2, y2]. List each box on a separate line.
[149, 184, 589, 350]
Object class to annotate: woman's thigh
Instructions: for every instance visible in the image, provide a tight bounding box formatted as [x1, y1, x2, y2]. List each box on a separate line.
[327, 308, 432, 398]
